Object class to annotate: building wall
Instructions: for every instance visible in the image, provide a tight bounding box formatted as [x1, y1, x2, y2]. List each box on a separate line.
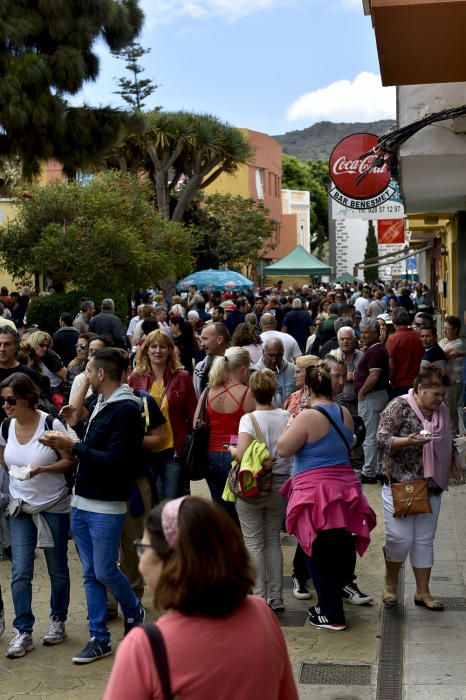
[204, 128, 283, 261]
[281, 189, 310, 251]
[0, 199, 23, 290]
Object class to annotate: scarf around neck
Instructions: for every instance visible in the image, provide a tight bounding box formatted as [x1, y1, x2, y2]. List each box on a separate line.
[405, 388, 452, 491]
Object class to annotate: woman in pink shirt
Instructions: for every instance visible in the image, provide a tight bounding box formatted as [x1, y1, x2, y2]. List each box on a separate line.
[104, 497, 298, 700]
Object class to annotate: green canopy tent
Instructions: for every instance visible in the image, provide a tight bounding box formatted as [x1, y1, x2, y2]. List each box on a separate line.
[335, 272, 364, 284]
[263, 245, 332, 277]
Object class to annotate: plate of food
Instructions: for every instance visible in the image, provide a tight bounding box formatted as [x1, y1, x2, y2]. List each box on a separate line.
[417, 430, 440, 440]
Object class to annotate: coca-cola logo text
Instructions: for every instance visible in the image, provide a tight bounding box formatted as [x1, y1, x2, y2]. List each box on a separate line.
[329, 133, 391, 200]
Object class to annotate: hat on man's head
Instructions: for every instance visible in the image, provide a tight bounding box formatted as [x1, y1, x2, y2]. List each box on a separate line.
[224, 303, 235, 311]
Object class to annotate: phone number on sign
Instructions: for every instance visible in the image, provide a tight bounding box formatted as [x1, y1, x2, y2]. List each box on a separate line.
[366, 205, 404, 215]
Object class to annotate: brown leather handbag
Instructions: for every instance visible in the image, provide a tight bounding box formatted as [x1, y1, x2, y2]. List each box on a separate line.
[391, 479, 432, 518]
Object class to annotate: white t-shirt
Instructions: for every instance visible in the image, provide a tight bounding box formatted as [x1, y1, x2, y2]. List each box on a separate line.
[260, 330, 301, 362]
[69, 370, 92, 405]
[0, 412, 68, 507]
[238, 409, 292, 476]
[354, 296, 369, 318]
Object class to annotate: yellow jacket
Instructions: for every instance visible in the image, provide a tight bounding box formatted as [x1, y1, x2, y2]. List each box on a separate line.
[222, 440, 271, 503]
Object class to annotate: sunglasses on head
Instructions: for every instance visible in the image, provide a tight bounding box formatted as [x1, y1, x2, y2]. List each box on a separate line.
[0, 396, 17, 406]
[76, 343, 88, 350]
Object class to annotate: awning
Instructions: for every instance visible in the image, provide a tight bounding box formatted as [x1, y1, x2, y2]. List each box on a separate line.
[263, 245, 332, 277]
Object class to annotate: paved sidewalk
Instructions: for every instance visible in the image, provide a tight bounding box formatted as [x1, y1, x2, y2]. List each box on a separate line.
[403, 483, 466, 700]
[1, 482, 465, 699]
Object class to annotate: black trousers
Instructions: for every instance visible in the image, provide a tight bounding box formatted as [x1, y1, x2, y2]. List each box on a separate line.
[304, 529, 356, 623]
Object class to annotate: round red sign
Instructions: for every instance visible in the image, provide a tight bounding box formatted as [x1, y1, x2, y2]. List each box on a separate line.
[329, 133, 390, 200]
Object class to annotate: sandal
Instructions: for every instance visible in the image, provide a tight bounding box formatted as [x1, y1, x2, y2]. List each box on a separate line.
[382, 590, 398, 608]
[414, 595, 444, 611]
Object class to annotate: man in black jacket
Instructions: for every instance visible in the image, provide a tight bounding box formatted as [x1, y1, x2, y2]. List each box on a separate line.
[42, 348, 145, 664]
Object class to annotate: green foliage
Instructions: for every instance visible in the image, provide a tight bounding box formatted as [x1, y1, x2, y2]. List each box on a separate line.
[281, 154, 330, 259]
[110, 110, 253, 221]
[0, 0, 143, 177]
[26, 291, 128, 335]
[364, 220, 379, 283]
[190, 193, 276, 277]
[0, 171, 195, 297]
[112, 41, 159, 111]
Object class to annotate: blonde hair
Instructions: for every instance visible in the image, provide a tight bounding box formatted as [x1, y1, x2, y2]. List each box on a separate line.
[27, 330, 53, 351]
[295, 355, 319, 370]
[249, 369, 276, 404]
[134, 329, 183, 375]
[209, 347, 250, 387]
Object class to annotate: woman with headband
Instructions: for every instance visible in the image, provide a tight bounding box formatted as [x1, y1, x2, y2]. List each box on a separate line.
[104, 497, 298, 700]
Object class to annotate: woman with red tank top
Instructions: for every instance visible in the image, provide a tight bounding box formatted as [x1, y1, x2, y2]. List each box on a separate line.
[194, 347, 255, 523]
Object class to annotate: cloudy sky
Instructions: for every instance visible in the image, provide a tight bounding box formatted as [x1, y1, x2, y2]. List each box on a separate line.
[76, 0, 396, 136]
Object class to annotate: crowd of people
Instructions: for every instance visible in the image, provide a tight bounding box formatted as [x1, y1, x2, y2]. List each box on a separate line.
[0, 278, 463, 698]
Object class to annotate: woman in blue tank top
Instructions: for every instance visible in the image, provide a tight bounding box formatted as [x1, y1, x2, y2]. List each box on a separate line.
[278, 361, 376, 631]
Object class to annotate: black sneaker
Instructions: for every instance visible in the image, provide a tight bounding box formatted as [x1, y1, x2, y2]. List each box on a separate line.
[292, 575, 312, 600]
[307, 606, 346, 631]
[124, 606, 145, 636]
[72, 638, 112, 664]
[342, 583, 373, 605]
[360, 474, 378, 484]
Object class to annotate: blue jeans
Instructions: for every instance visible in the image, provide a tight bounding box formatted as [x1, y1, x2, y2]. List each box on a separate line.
[206, 451, 239, 525]
[153, 449, 183, 500]
[70, 508, 141, 642]
[10, 512, 70, 633]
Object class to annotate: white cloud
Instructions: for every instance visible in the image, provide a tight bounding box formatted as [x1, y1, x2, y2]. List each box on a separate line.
[339, 0, 362, 9]
[141, 0, 290, 25]
[140, 0, 359, 25]
[286, 72, 396, 123]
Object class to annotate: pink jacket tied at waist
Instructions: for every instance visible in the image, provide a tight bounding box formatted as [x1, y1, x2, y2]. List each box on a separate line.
[280, 467, 377, 557]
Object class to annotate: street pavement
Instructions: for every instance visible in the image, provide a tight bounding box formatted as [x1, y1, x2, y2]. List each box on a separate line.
[1, 480, 466, 699]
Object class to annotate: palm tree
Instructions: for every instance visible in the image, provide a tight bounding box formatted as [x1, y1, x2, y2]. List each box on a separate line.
[111, 110, 253, 220]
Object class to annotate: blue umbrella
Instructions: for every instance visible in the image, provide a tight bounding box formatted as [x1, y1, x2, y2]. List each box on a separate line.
[176, 269, 254, 292]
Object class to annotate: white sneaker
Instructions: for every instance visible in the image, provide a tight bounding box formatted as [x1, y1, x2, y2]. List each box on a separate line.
[292, 575, 312, 600]
[6, 629, 34, 658]
[342, 583, 373, 605]
[42, 617, 67, 645]
[0, 608, 4, 638]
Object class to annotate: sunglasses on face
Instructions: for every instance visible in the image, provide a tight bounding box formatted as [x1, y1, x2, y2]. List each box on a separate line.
[38, 343, 49, 349]
[76, 343, 88, 350]
[0, 397, 17, 406]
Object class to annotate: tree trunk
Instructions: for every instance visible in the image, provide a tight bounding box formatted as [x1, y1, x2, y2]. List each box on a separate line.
[171, 174, 202, 222]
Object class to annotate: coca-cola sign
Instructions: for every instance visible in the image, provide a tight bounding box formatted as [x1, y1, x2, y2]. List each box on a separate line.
[329, 133, 396, 210]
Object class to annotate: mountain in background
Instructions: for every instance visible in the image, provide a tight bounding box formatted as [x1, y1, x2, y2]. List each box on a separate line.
[272, 119, 395, 161]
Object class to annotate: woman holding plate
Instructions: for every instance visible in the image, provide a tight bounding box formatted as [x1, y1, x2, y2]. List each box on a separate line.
[377, 365, 464, 610]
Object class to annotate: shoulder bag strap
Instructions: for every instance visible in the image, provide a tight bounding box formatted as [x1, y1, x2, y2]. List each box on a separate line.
[196, 386, 210, 427]
[312, 406, 351, 455]
[142, 624, 173, 700]
[249, 413, 266, 445]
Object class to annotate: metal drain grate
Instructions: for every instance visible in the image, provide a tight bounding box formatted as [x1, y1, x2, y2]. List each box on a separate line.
[299, 662, 372, 686]
[376, 564, 405, 700]
[431, 575, 451, 582]
[440, 597, 466, 611]
[274, 610, 308, 626]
